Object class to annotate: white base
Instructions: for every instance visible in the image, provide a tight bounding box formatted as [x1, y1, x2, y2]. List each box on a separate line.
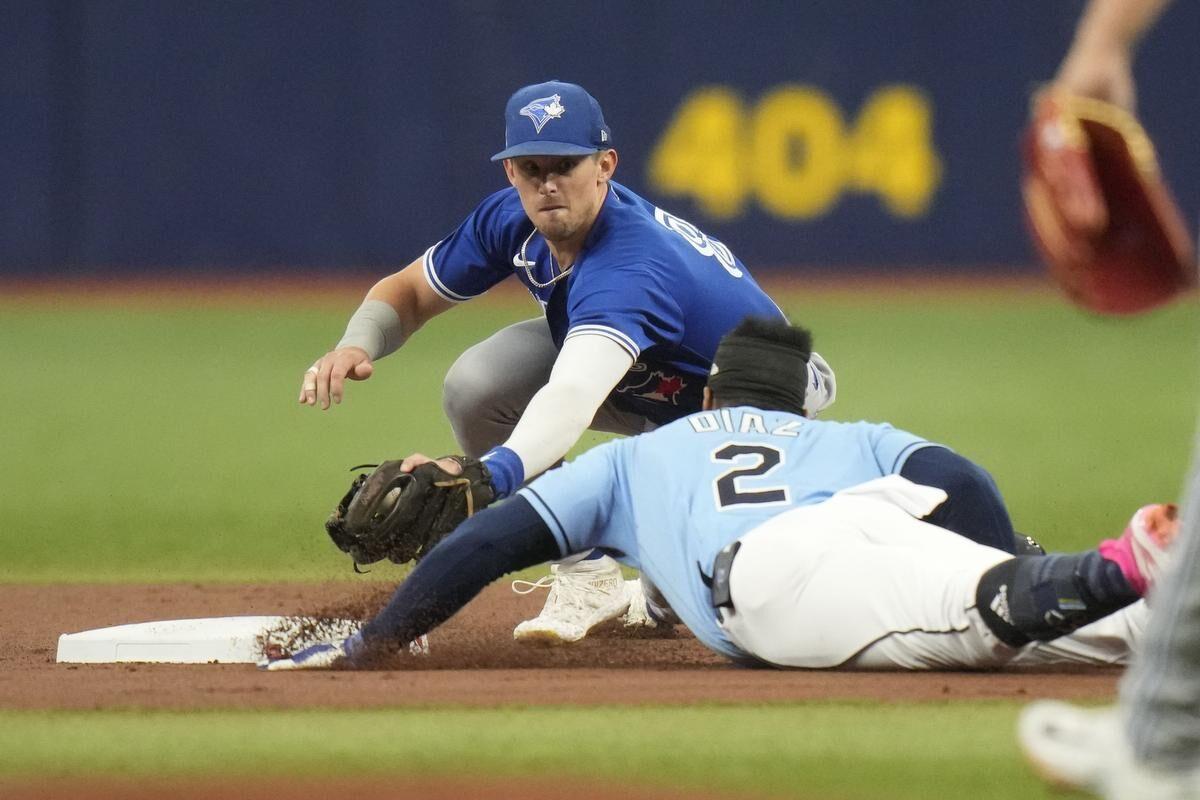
[56, 615, 359, 664]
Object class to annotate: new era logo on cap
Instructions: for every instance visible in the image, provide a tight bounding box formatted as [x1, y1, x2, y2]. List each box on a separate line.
[492, 80, 612, 162]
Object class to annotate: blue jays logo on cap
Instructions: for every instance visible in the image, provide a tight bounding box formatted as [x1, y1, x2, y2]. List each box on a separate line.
[492, 80, 612, 162]
[520, 94, 566, 134]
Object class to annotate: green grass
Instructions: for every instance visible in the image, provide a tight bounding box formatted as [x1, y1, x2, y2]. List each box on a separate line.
[0, 297, 542, 581]
[2, 286, 1195, 580]
[786, 290, 1200, 548]
[0, 704, 1071, 799]
[2, 283, 1192, 797]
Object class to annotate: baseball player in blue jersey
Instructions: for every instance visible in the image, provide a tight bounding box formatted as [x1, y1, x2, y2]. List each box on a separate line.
[268, 318, 1176, 671]
[299, 79, 1051, 646]
[297, 79, 843, 644]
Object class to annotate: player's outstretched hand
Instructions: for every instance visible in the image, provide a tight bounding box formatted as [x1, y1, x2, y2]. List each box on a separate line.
[261, 641, 346, 671]
[259, 633, 361, 671]
[258, 632, 430, 671]
[299, 347, 374, 410]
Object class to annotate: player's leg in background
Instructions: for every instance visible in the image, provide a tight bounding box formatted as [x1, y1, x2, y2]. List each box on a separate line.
[441, 317, 557, 457]
[898, 446, 1029, 553]
[1122, 440, 1200, 772]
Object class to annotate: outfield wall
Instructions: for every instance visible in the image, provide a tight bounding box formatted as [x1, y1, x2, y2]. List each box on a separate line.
[3, 1, 1197, 276]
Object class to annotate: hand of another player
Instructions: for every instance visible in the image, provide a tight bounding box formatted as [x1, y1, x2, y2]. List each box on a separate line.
[299, 347, 374, 410]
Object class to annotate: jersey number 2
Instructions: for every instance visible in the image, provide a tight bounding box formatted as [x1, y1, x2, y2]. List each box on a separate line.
[712, 444, 788, 508]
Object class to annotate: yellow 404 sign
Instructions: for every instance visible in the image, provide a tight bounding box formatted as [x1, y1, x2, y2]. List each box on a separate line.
[647, 84, 942, 220]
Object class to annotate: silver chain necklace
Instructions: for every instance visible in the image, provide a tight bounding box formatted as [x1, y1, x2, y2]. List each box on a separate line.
[517, 229, 574, 289]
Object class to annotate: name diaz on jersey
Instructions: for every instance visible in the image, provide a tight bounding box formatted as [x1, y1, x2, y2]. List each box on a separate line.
[687, 408, 806, 438]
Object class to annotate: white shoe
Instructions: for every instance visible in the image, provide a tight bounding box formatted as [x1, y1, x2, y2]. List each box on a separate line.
[1018, 700, 1200, 799]
[511, 556, 630, 644]
[621, 578, 658, 629]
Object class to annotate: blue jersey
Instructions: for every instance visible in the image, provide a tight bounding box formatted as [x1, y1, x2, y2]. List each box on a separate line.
[422, 182, 783, 424]
[518, 407, 938, 660]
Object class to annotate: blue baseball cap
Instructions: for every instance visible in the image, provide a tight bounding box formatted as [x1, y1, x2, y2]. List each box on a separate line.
[491, 80, 612, 162]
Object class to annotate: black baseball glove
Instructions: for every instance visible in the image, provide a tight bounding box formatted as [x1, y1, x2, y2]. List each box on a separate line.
[325, 456, 496, 568]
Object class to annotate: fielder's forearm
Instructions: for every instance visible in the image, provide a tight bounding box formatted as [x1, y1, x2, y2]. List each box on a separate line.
[336, 299, 406, 359]
[337, 258, 454, 359]
[1071, 0, 1172, 53]
[359, 496, 561, 647]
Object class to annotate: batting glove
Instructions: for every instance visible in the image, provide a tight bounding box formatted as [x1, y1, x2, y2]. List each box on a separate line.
[258, 632, 430, 671]
[259, 631, 363, 671]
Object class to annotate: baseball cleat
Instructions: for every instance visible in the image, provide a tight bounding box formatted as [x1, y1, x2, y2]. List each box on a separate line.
[1098, 504, 1180, 596]
[1018, 700, 1118, 792]
[1018, 700, 1200, 799]
[511, 557, 630, 644]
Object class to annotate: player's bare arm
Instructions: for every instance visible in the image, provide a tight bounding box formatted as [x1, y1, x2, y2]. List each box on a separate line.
[299, 257, 455, 410]
[1055, 0, 1172, 109]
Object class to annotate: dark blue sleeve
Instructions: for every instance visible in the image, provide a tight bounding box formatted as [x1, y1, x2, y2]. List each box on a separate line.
[359, 496, 560, 647]
[898, 446, 1017, 554]
[423, 188, 525, 302]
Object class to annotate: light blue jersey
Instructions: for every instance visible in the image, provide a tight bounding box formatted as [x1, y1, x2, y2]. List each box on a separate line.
[519, 407, 937, 660]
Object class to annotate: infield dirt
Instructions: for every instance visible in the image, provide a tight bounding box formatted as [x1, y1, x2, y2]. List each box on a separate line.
[3, 581, 1120, 710]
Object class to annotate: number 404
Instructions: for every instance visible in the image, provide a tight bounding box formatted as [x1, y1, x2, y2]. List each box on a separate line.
[647, 84, 942, 221]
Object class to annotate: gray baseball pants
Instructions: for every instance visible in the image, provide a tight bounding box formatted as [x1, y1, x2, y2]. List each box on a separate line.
[1122, 422, 1200, 771]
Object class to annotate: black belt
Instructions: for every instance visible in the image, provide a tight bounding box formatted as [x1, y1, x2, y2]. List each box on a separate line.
[709, 540, 741, 610]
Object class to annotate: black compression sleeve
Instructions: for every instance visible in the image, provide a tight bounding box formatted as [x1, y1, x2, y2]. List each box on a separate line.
[359, 495, 561, 647]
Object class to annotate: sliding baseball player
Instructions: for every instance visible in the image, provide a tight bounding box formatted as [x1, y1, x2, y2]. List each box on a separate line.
[299, 79, 835, 645]
[269, 318, 1174, 671]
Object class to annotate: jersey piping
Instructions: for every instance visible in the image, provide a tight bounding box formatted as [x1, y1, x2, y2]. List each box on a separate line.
[422, 242, 474, 303]
[563, 324, 642, 360]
